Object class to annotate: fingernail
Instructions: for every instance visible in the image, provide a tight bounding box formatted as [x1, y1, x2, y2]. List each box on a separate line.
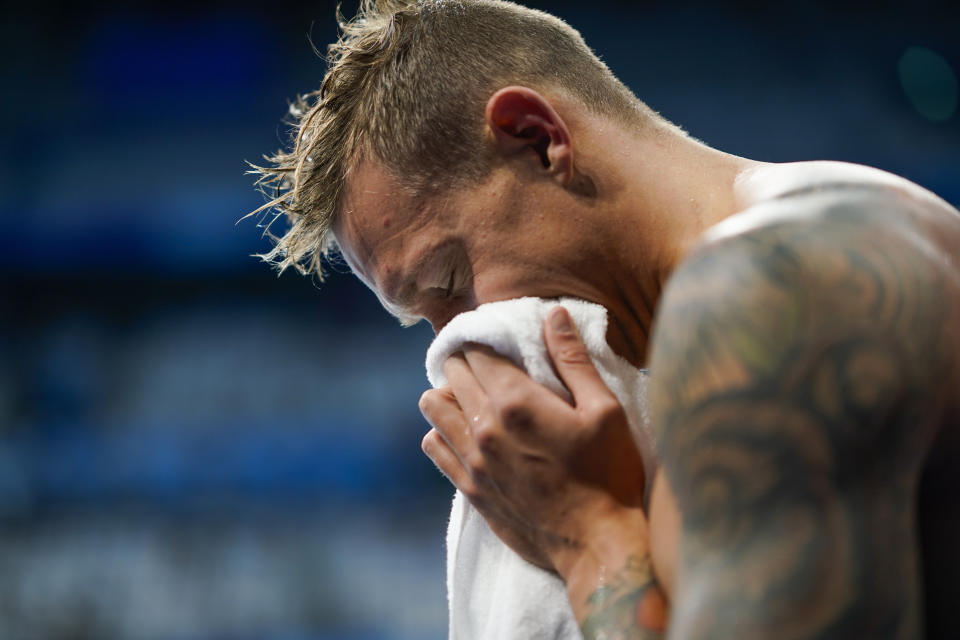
[549, 307, 572, 333]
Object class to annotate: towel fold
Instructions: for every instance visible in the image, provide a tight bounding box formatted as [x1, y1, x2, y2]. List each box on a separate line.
[425, 297, 656, 640]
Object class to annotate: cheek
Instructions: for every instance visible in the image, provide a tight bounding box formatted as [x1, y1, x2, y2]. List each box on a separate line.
[467, 230, 585, 302]
[469, 266, 561, 305]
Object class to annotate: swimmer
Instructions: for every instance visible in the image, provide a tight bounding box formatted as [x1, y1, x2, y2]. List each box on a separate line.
[250, 2, 960, 638]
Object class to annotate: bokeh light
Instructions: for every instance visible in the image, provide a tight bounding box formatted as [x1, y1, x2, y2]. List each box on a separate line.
[1, 1, 958, 639]
[898, 46, 959, 123]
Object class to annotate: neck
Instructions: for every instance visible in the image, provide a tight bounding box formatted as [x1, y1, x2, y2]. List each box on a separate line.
[620, 129, 762, 279]
[587, 125, 764, 364]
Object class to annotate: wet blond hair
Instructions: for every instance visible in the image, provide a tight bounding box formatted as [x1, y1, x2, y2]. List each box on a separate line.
[249, 0, 650, 278]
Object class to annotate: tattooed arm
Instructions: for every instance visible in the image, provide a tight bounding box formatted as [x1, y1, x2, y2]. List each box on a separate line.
[646, 206, 958, 639]
[576, 551, 668, 639]
[420, 195, 958, 639]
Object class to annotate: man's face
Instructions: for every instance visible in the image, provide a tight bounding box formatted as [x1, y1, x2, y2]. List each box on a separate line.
[334, 157, 603, 332]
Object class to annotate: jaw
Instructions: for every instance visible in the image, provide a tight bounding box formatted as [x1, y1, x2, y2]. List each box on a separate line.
[561, 256, 656, 369]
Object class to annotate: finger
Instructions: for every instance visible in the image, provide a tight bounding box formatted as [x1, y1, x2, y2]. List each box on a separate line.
[448, 349, 560, 462]
[443, 352, 491, 423]
[461, 345, 569, 424]
[421, 428, 474, 493]
[544, 306, 617, 410]
[419, 387, 476, 463]
[420, 385, 508, 489]
[459, 343, 531, 399]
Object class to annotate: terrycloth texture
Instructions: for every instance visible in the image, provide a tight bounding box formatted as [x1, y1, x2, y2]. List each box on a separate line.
[425, 297, 656, 640]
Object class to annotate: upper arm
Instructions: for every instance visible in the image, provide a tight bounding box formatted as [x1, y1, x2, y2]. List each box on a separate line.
[648, 212, 958, 638]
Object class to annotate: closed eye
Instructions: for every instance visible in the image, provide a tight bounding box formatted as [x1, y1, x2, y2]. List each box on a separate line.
[444, 269, 456, 298]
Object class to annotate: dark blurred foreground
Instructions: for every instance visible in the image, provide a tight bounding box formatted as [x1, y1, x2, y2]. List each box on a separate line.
[0, 1, 957, 638]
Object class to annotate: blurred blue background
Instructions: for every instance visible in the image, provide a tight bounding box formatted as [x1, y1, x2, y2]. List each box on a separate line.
[0, 1, 957, 638]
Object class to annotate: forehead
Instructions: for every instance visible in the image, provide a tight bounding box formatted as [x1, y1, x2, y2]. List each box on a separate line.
[334, 158, 440, 306]
[337, 160, 416, 272]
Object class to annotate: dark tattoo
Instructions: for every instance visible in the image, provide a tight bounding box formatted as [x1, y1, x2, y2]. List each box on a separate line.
[580, 553, 666, 640]
[648, 190, 960, 639]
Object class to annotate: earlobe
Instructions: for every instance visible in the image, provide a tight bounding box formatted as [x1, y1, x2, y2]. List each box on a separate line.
[485, 86, 575, 187]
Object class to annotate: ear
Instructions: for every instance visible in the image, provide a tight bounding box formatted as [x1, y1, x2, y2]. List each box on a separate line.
[485, 86, 574, 187]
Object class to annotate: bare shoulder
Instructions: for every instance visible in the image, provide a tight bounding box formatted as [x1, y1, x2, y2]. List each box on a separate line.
[715, 161, 960, 248]
[647, 178, 960, 638]
[733, 160, 958, 214]
[657, 183, 960, 417]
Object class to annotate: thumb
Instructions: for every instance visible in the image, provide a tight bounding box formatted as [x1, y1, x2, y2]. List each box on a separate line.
[544, 307, 614, 408]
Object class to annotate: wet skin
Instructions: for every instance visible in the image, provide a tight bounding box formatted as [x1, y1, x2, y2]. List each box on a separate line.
[336, 148, 960, 638]
[422, 183, 960, 639]
[334, 156, 659, 363]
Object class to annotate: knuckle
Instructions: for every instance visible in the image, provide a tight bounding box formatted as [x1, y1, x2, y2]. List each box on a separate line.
[498, 393, 534, 430]
[420, 429, 438, 454]
[418, 389, 436, 416]
[475, 427, 499, 453]
[502, 405, 533, 431]
[554, 342, 592, 367]
[465, 451, 489, 482]
[473, 412, 497, 437]
[589, 395, 625, 424]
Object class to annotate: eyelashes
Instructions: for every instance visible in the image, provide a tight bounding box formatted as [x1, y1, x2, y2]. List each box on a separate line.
[444, 269, 456, 299]
[423, 269, 456, 300]
[418, 241, 470, 302]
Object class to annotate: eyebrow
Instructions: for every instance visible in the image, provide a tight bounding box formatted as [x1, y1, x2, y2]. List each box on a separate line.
[375, 263, 426, 326]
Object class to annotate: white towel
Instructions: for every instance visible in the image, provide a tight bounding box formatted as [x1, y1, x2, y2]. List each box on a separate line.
[425, 297, 656, 640]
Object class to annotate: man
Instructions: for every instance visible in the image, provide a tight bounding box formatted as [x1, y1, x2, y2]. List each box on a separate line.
[250, 1, 960, 637]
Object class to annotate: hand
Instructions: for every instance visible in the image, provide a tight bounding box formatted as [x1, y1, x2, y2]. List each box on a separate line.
[419, 306, 648, 578]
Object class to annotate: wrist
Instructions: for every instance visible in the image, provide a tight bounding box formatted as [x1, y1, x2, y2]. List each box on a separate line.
[550, 503, 649, 585]
[552, 506, 667, 635]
